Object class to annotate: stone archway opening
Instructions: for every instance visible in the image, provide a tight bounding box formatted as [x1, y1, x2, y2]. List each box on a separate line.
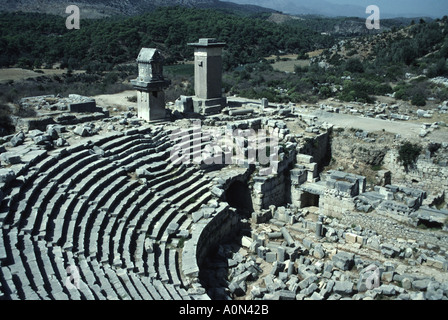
[300, 191, 320, 208]
[417, 219, 443, 229]
[225, 180, 254, 218]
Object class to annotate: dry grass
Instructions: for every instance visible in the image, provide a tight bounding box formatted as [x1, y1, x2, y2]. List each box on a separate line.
[271, 59, 310, 73]
[264, 54, 312, 73]
[265, 54, 298, 61]
[307, 49, 324, 58]
[0, 68, 85, 83]
[411, 112, 448, 124]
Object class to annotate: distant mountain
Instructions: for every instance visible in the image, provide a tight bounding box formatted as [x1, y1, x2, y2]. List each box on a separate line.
[0, 0, 276, 18]
[224, 0, 366, 17]
[226, 0, 446, 18]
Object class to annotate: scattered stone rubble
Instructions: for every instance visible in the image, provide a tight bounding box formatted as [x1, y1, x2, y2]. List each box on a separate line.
[20, 94, 103, 113]
[430, 77, 448, 88]
[1, 89, 447, 301]
[318, 100, 448, 128]
[198, 199, 448, 300]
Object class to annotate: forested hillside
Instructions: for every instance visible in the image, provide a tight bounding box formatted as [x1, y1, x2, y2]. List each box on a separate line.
[1, 7, 447, 116]
[225, 17, 448, 105]
[0, 7, 334, 71]
[0, 0, 276, 18]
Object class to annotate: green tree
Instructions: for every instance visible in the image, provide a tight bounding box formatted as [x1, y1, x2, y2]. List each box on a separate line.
[411, 93, 426, 106]
[0, 104, 15, 136]
[319, 86, 331, 98]
[103, 72, 119, 85]
[398, 142, 422, 171]
[345, 58, 364, 73]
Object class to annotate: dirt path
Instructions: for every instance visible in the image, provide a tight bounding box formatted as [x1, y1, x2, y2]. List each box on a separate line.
[308, 109, 448, 143]
[91, 90, 137, 111]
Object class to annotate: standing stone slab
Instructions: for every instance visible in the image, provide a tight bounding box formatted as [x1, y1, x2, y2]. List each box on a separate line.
[265, 251, 277, 263]
[188, 38, 227, 114]
[261, 98, 269, 111]
[131, 48, 171, 121]
[277, 246, 286, 262]
[278, 290, 296, 300]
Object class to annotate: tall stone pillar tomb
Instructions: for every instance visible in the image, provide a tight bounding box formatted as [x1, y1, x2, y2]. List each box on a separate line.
[188, 38, 227, 115]
[131, 48, 171, 121]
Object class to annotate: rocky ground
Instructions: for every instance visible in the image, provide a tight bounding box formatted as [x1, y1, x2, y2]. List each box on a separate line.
[1, 91, 447, 301]
[307, 97, 448, 143]
[201, 204, 448, 301]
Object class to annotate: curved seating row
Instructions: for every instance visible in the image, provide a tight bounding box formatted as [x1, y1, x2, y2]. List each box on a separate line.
[0, 126, 220, 300]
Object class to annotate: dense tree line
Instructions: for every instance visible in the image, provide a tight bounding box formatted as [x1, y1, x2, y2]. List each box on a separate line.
[0, 7, 334, 71]
[1, 8, 447, 110]
[372, 18, 448, 74]
[225, 16, 448, 106]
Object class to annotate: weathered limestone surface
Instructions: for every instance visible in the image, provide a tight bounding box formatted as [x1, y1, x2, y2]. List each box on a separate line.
[131, 48, 171, 121]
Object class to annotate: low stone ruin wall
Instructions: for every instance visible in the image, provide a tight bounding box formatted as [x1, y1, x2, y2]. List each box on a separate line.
[182, 204, 240, 289]
[383, 150, 448, 207]
[319, 191, 357, 218]
[298, 130, 331, 170]
[252, 173, 288, 212]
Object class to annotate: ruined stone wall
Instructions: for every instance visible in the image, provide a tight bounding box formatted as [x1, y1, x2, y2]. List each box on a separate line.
[252, 172, 288, 211]
[250, 130, 331, 212]
[196, 208, 240, 266]
[182, 204, 240, 279]
[383, 150, 448, 206]
[298, 130, 332, 170]
[251, 148, 297, 211]
[329, 131, 391, 168]
[319, 190, 357, 218]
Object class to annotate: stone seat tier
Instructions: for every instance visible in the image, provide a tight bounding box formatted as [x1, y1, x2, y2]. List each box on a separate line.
[18, 234, 50, 299]
[131, 176, 212, 266]
[0, 126, 226, 300]
[52, 169, 128, 248]
[34, 239, 71, 300]
[43, 141, 166, 248]
[110, 166, 198, 270]
[15, 153, 103, 232]
[93, 161, 182, 264]
[1, 149, 93, 228]
[3, 229, 36, 299]
[40, 157, 113, 239]
[167, 134, 212, 166]
[140, 184, 213, 290]
[150, 177, 211, 242]
[71, 254, 106, 299]
[1, 133, 160, 299]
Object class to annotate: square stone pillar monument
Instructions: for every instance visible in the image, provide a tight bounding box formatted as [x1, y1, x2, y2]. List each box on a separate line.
[188, 38, 227, 115]
[131, 48, 171, 121]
